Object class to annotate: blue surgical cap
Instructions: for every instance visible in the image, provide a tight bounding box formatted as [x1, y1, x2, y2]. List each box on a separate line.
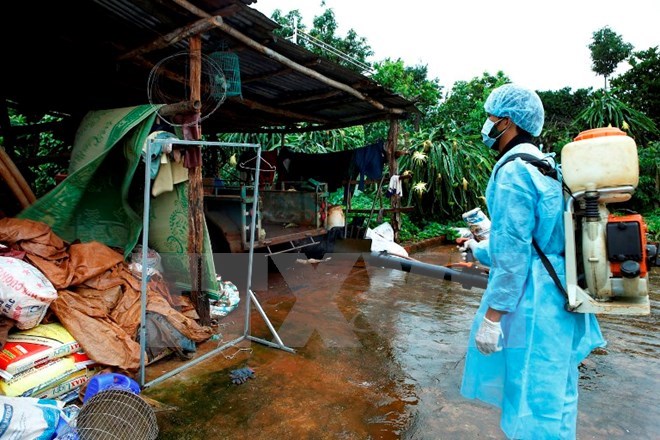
[484, 84, 545, 137]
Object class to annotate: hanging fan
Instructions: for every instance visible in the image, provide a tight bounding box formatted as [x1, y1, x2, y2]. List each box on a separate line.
[147, 51, 227, 127]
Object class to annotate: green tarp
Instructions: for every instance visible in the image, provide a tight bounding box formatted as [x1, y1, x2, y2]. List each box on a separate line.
[20, 105, 219, 297]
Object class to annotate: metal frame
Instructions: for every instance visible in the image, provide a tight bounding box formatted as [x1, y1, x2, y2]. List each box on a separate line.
[139, 138, 294, 389]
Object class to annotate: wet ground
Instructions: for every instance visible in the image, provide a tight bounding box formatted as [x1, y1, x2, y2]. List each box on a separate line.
[144, 245, 659, 440]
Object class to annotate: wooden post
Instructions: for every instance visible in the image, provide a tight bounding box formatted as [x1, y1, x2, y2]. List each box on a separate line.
[187, 35, 211, 326]
[386, 118, 401, 241]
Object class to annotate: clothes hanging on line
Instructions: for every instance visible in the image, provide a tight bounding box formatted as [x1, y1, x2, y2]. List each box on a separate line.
[353, 140, 385, 190]
[277, 147, 355, 192]
[386, 175, 403, 197]
[276, 141, 386, 192]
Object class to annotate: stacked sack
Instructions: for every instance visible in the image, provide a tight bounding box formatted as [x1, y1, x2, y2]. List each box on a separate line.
[0, 323, 100, 403]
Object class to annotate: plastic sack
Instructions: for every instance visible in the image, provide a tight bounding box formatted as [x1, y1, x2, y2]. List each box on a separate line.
[0, 396, 64, 440]
[210, 281, 241, 318]
[367, 222, 395, 243]
[0, 257, 58, 329]
[0, 352, 90, 397]
[0, 322, 81, 379]
[366, 223, 409, 258]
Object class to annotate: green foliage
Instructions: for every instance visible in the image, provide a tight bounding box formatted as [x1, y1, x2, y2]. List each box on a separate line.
[629, 141, 660, 213]
[397, 126, 493, 220]
[537, 87, 592, 154]
[270, 6, 373, 74]
[611, 46, 660, 138]
[573, 90, 659, 144]
[3, 112, 70, 198]
[398, 215, 459, 242]
[372, 59, 443, 123]
[280, 126, 366, 153]
[270, 9, 305, 40]
[644, 208, 660, 242]
[433, 72, 509, 135]
[588, 26, 633, 89]
[309, 9, 373, 71]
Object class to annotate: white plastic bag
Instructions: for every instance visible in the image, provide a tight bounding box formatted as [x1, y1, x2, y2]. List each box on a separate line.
[366, 222, 395, 242]
[366, 223, 409, 258]
[0, 257, 58, 329]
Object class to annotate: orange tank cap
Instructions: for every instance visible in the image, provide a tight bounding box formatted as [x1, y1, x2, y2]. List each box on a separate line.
[574, 127, 626, 141]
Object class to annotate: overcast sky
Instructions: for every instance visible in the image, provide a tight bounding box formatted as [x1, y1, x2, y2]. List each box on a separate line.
[255, 0, 660, 93]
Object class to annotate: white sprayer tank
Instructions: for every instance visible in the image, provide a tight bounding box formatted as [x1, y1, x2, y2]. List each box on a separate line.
[561, 127, 639, 192]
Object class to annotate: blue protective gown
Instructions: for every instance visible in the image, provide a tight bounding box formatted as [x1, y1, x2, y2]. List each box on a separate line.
[461, 143, 606, 439]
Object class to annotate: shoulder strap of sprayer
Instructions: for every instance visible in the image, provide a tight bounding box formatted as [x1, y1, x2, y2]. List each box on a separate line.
[493, 153, 557, 180]
[493, 153, 572, 307]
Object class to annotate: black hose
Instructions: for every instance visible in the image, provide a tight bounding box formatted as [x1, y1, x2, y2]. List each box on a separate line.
[365, 251, 488, 290]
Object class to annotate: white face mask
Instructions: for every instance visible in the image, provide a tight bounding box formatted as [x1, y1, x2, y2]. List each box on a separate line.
[481, 118, 508, 150]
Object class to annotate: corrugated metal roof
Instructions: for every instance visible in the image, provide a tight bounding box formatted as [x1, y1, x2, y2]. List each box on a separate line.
[5, 0, 418, 134]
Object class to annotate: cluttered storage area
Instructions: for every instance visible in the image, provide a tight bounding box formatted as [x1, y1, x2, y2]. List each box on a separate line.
[1, 0, 419, 438]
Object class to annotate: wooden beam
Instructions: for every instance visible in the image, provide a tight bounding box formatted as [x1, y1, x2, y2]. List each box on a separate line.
[212, 19, 404, 114]
[229, 97, 330, 124]
[242, 67, 293, 84]
[159, 100, 201, 116]
[346, 207, 414, 214]
[0, 98, 16, 153]
[118, 17, 219, 61]
[280, 90, 343, 106]
[187, 35, 211, 326]
[241, 60, 319, 84]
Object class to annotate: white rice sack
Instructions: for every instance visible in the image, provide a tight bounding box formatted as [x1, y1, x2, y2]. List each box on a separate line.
[0, 257, 58, 330]
[0, 396, 64, 440]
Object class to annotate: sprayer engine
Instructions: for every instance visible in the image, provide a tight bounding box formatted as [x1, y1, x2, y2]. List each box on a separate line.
[562, 128, 651, 315]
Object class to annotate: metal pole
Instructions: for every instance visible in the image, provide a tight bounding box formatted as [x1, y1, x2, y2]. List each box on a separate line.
[139, 137, 153, 387]
[244, 145, 261, 337]
[137, 139, 293, 388]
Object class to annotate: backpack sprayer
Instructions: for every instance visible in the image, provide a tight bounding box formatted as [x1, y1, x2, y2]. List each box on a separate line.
[562, 127, 652, 315]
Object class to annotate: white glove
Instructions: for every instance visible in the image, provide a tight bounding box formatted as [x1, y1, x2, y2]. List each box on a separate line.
[457, 238, 478, 253]
[457, 238, 480, 262]
[475, 317, 503, 355]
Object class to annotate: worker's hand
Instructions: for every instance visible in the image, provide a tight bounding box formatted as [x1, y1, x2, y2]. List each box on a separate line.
[475, 317, 503, 355]
[457, 238, 479, 262]
[464, 239, 478, 253]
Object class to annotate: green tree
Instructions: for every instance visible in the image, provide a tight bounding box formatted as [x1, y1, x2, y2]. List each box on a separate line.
[371, 58, 443, 129]
[434, 71, 509, 136]
[270, 5, 373, 73]
[537, 87, 592, 153]
[588, 26, 633, 90]
[269, 9, 304, 40]
[611, 46, 660, 138]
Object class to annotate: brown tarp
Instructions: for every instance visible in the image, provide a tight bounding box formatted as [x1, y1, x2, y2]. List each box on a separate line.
[0, 217, 213, 372]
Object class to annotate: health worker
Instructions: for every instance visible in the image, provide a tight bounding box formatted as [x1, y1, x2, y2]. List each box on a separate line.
[460, 83, 606, 439]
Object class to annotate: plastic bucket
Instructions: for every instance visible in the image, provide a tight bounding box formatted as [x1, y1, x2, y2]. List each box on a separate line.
[83, 373, 140, 403]
[327, 205, 345, 228]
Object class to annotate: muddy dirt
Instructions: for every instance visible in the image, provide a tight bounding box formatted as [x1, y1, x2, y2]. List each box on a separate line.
[144, 245, 659, 439]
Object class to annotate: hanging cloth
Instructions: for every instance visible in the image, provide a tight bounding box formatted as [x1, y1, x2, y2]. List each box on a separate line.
[353, 140, 385, 190]
[386, 175, 403, 197]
